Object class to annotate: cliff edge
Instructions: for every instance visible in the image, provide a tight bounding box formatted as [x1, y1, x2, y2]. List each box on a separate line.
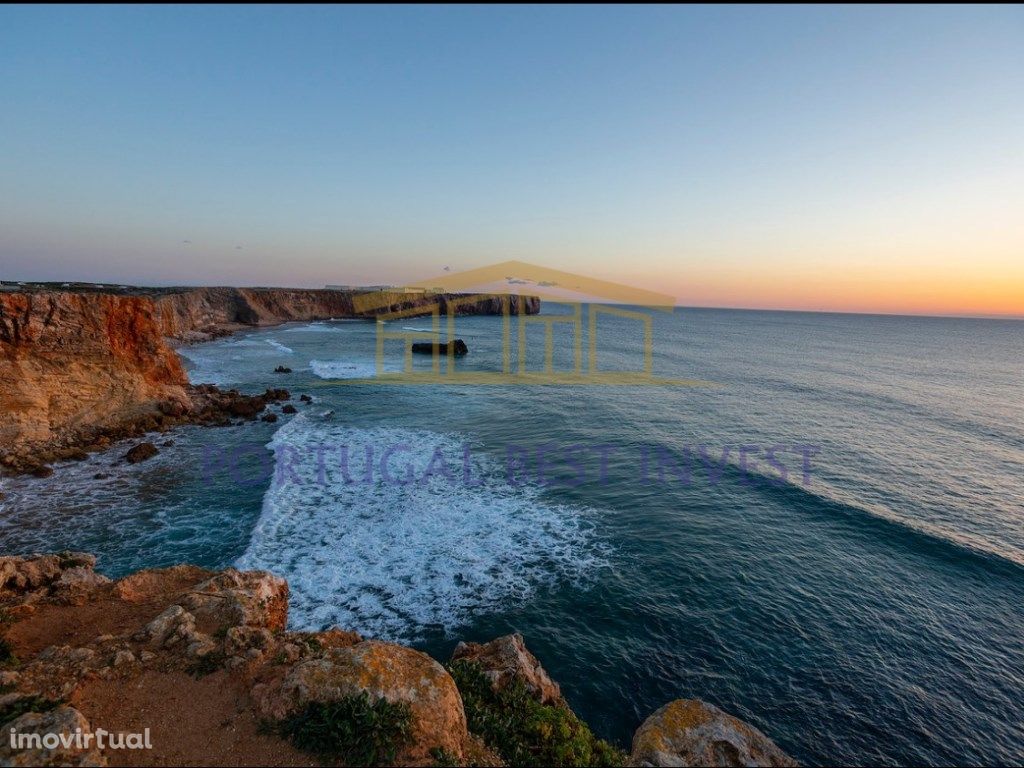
[0, 553, 797, 767]
[0, 292, 190, 453]
[0, 286, 538, 464]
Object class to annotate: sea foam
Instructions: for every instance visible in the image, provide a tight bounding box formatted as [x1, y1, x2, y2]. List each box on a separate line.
[236, 415, 609, 640]
[309, 359, 400, 379]
[265, 338, 294, 354]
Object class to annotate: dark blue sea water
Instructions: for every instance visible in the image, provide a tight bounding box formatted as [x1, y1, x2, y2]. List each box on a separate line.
[2, 307, 1022, 766]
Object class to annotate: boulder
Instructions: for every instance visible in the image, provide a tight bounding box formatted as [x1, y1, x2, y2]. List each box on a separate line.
[182, 569, 288, 632]
[257, 640, 468, 762]
[124, 442, 158, 463]
[139, 605, 213, 657]
[261, 413, 278, 423]
[451, 632, 562, 705]
[225, 396, 264, 419]
[629, 699, 797, 767]
[280, 404, 297, 414]
[111, 564, 211, 602]
[0, 553, 98, 598]
[0, 705, 106, 766]
[50, 567, 112, 606]
[411, 338, 468, 356]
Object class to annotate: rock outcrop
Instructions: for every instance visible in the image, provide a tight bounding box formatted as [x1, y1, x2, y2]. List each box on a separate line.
[0, 552, 108, 604]
[0, 292, 189, 459]
[629, 699, 797, 767]
[0, 553, 796, 767]
[0, 285, 538, 471]
[451, 632, 562, 705]
[151, 287, 540, 343]
[411, 338, 469, 357]
[0, 705, 106, 767]
[124, 442, 158, 464]
[257, 640, 469, 762]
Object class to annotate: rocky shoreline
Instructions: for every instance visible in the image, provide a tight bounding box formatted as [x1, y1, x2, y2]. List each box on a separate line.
[0, 554, 796, 767]
[0, 384, 294, 478]
[0, 285, 537, 477]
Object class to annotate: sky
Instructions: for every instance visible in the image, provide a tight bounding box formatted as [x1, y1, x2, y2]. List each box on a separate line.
[1, 5, 1022, 316]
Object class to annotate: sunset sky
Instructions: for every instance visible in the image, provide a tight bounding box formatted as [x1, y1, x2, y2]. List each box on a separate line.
[2, 5, 1022, 316]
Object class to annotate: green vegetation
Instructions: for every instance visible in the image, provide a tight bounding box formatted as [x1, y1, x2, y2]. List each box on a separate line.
[0, 695, 60, 727]
[187, 650, 226, 678]
[276, 693, 412, 767]
[430, 746, 461, 767]
[0, 636, 18, 668]
[447, 660, 626, 767]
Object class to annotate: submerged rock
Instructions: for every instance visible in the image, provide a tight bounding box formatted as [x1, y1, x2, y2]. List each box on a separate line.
[629, 699, 797, 767]
[273, 366, 292, 374]
[124, 442, 158, 463]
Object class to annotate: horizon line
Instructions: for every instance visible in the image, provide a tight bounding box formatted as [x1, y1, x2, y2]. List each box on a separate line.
[2, 277, 1022, 322]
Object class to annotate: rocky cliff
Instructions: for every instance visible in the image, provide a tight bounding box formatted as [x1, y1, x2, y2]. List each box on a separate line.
[0, 554, 797, 767]
[0, 292, 190, 455]
[152, 287, 539, 343]
[0, 286, 538, 464]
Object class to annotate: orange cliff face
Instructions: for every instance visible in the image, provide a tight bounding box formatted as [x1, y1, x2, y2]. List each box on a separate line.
[0, 292, 189, 451]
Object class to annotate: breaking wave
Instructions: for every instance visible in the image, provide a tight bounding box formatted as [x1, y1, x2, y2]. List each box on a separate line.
[236, 416, 610, 640]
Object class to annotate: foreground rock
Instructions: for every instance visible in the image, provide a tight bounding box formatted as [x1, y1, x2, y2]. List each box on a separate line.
[0, 553, 795, 767]
[452, 632, 562, 705]
[183, 569, 289, 632]
[257, 640, 469, 763]
[629, 699, 797, 767]
[0, 552, 108, 604]
[0, 705, 106, 767]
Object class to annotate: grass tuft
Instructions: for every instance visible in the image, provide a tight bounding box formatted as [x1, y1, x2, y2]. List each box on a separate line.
[276, 692, 412, 767]
[447, 660, 625, 767]
[0, 636, 18, 668]
[0, 695, 61, 727]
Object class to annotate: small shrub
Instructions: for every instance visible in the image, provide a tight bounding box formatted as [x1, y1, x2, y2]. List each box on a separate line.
[0, 636, 18, 668]
[448, 660, 625, 767]
[0, 695, 60, 727]
[188, 650, 226, 678]
[277, 692, 412, 767]
[430, 746, 460, 766]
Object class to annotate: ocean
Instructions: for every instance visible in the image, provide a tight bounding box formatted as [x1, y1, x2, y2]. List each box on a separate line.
[1, 306, 1022, 765]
